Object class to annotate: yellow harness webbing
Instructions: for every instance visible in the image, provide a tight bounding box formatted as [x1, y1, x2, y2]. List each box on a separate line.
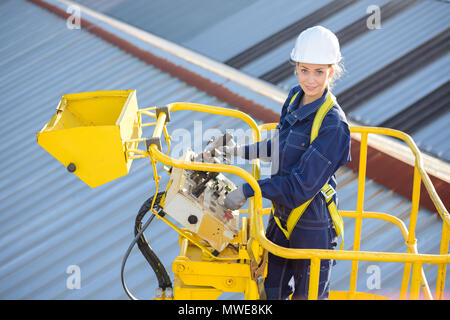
[272, 92, 344, 249]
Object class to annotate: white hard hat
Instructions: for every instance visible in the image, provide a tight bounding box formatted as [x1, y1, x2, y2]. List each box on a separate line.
[290, 26, 341, 64]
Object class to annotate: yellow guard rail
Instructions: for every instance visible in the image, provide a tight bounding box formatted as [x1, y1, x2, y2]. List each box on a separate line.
[37, 92, 449, 300]
[138, 102, 449, 300]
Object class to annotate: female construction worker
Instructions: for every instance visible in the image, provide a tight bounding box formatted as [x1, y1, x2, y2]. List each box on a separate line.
[223, 26, 351, 300]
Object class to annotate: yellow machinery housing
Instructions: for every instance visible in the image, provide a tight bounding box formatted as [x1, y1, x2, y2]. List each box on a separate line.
[37, 90, 141, 188]
[37, 90, 449, 300]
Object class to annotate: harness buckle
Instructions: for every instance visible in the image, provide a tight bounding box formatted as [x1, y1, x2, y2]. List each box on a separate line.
[321, 185, 336, 203]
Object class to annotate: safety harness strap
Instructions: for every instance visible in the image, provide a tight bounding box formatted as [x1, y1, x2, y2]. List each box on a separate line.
[290, 91, 300, 105]
[272, 92, 344, 249]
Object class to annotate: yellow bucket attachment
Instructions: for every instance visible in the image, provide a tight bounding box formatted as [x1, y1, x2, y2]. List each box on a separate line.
[37, 90, 142, 188]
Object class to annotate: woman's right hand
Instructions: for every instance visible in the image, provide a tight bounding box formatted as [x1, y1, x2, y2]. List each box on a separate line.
[223, 186, 247, 210]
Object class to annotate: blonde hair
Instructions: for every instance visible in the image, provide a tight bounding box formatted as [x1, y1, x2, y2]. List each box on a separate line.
[328, 60, 345, 91]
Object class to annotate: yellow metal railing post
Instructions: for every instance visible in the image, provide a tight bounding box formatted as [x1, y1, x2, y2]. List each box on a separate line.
[349, 132, 368, 297]
[400, 264, 413, 300]
[249, 126, 261, 246]
[400, 165, 421, 299]
[407, 165, 421, 252]
[400, 154, 433, 300]
[308, 257, 321, 300]
[410, 262, 423, 300]
[152, 111, 167, 139]
[436, 223, 449, 300]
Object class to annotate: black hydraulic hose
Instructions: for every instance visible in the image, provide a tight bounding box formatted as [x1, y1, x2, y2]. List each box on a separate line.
[120, 192, 172, 300]
[134, 192, 172, 290]
[121, 212, 155, 300]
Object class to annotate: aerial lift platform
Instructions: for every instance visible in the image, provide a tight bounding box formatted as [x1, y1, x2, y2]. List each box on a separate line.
[37, 90, 449, 300]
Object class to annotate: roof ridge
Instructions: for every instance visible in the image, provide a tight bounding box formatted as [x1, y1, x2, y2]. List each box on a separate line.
[29, 0, 449, 213]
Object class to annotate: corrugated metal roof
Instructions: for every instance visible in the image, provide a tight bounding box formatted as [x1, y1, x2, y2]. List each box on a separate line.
[75, 0, 333, 62]
[413, 110, 450, 161]
[273, 1, 450, 162]
[75, 0, 259, 45]
[279, 1, 450, 92]
[0, 0, 237, 299]
[349, 54, 449, 125]
[241, 0, 391, 79]
[70, 0, 450, 164]
[0, 0, 446, 300]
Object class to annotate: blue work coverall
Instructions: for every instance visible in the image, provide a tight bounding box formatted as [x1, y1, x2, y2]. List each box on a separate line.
[241, 85, 351, 300]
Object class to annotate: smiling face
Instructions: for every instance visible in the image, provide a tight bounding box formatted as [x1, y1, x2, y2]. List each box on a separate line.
[296, 62, 334, 104]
